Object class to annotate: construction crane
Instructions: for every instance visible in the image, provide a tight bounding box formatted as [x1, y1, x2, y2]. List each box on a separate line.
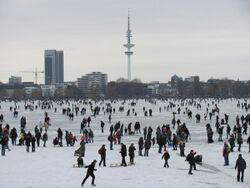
[19, 68, 44, 84]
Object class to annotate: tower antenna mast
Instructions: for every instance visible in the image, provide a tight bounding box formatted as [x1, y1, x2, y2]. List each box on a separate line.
[123, 9, 135, 81]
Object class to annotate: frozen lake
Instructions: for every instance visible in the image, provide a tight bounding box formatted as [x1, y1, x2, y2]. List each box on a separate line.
[0, 99, 249, 188]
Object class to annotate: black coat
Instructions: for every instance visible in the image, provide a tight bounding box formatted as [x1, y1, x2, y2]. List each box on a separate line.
[129, 145, 136, 158]
[85, 162, 96, 175]
[247, 136, 250, 144]
[138, 138, 144, 149]
[10, 129, 17, 139]
[1, 135, 8, 146]
[173, 135, 177, 145]
[31, 137, 36, 146]
[187, 152, 195, 164]
[35, 132, 41, 140]
[57, 129, 63, 138]
[42, 133, 48, 141]
[162, 152, 170, 161]
[26, 135, 31, 147]
[121, 144, 127, 157]
[144, 139, 151, 150]
[235, 157, 246, 171]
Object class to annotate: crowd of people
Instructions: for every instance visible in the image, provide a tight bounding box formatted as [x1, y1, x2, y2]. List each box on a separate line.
[0, 98, 249, 187]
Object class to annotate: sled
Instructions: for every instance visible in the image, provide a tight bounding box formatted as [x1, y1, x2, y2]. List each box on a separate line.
[194, 155, 202, 164]
[110, 162, 135, 167]
[74, 147, 84, 157]
[176, 153, 203, 164]
[73, 164, 85, 168]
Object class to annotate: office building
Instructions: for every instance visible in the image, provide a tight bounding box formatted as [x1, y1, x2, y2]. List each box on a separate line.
[9, 76, 22, 85]
[44, 49, 64, 85]
[77, 72, 108, 95]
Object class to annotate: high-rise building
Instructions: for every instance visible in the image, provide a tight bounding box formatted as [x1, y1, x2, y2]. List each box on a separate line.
[9, 76, 22, 85]
[77, 72, 108, 95]
[77, 75, 88, 91]
[184, 76, 200, 83]
[44, 50, 64, 85]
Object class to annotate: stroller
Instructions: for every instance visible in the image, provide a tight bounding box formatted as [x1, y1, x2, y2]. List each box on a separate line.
[74, 146, 85, 157]
[53, 137, 59, 146]
[194, 155, 202, 164]
[74, 147, 83, 156]
[74, 140, 85, 157]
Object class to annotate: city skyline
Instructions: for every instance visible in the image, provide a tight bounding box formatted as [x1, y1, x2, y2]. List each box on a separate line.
[0, 0, 250, 84]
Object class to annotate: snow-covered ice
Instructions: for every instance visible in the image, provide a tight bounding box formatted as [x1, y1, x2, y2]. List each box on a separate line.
[0, 99, 249, 188]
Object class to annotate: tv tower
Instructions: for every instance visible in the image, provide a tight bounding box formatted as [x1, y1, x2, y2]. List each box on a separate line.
[123, 10, 135, 81]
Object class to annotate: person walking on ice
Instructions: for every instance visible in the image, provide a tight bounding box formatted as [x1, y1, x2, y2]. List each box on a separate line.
[162, 150, 170, 168]
[186, 150, 196, 175]
[98, 144, 106, 167]
[223, 142, 230, 166]
[235, 154, 246, 182]
[81, 160, 97, 187]
[120, 143, 127, 166]
[128, 143, 136, 165]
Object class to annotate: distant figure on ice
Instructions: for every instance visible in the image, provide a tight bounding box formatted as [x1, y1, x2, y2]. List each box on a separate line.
[229, 134, 235, 152]
[128, 143, 136, 164]
[162, 150, 170, 168]
[172, 133, 178, 150]
[237, 133, 243, 152]
[235, 154, 246, 182]
[1, 134, 8, 156]
[25, 132, 32, 152]
[247, 135, 250, 152]
[144, 139, 151, 157]
[98, 144, 106, 167]
[42, 132, 48, 147]
[138, 137, 144, 156]
[100, 121, 105, 133]
[223, 142, 230, 166]
[108, 114, 111, 123]
[57, 128, 63, 147]
[226, 124, 231, 139]
[206, 124, 214, 143]
[107, 134, 113, 150]
[218, 126, 224, 142]
[120, 143, 127, 166]
[179, 141, 185, 157]
[31, 135, 36, 152]
[81, 160, 97, 187]
[186, 150, 196, 175]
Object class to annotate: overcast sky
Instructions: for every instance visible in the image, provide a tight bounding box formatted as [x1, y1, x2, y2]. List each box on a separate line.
[0, 0, 249, 83]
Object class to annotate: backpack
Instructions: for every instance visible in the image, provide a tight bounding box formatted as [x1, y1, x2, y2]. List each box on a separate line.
[186, 154, 191, 162]
[98, 149, 101, 154]
[108, 135, 111, 141]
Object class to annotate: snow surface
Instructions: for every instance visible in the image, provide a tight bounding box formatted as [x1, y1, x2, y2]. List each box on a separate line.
[0, 99, 250, 188]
